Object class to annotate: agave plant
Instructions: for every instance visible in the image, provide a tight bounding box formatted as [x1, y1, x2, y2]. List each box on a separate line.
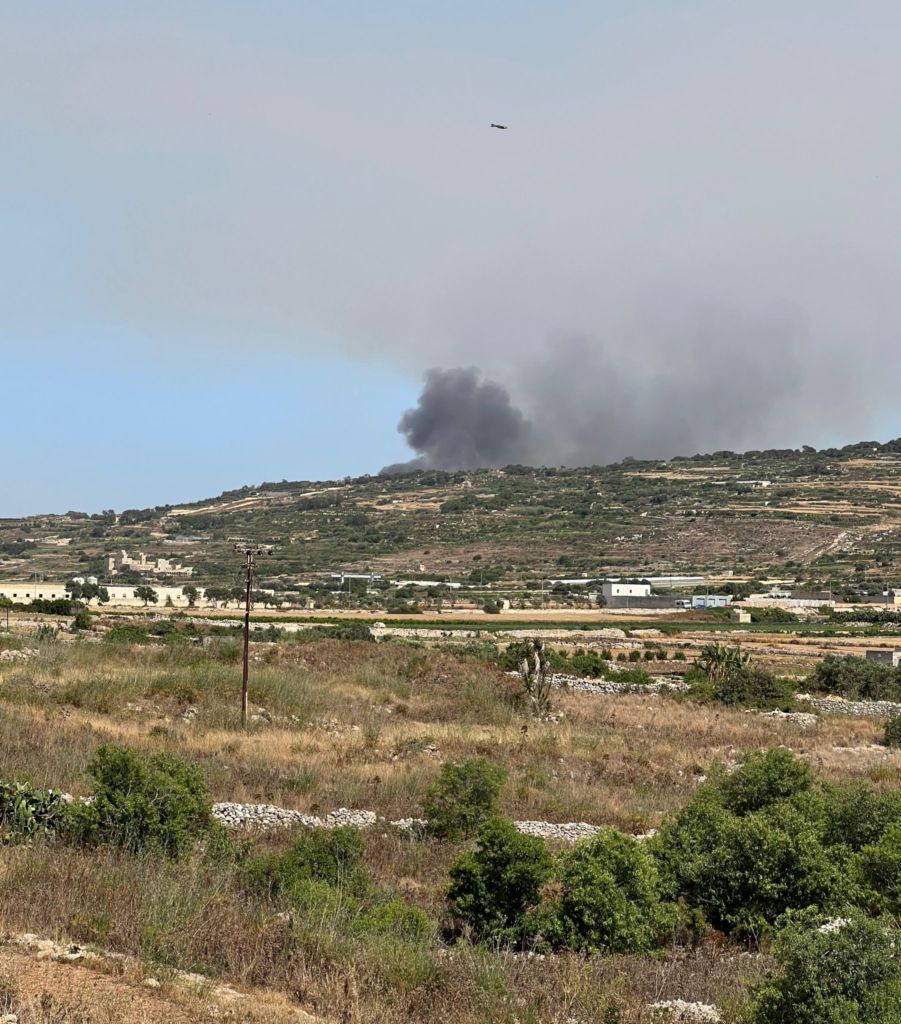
[519, 638, 552, 717]
[697, 643, 751, 682]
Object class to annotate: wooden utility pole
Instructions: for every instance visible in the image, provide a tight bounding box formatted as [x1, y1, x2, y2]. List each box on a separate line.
[231, 541, 272, 728]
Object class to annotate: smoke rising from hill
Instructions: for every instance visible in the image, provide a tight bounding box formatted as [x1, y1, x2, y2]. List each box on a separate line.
[385, 368, 533, 472]
[391, 300, 862, 470]
[3, 4, 900, 485]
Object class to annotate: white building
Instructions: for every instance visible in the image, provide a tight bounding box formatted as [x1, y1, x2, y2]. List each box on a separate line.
[0, 582, 68, 602]
[0, 581, 204, 608]
[690, 594, 733, 609]
[602, 581, 652, 600]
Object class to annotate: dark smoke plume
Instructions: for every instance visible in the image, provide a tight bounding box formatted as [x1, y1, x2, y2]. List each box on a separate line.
[383, 368, 533, 473]
[386, 300, 867, 472]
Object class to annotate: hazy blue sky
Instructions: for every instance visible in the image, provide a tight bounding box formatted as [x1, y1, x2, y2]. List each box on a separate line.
[3, 2, 900, 514]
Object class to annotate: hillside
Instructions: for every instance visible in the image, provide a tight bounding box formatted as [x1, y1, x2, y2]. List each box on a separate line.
[3, 439, 901, 595]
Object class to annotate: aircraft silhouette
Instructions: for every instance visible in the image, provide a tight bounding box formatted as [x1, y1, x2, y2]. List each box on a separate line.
[490, 123, 508, 130]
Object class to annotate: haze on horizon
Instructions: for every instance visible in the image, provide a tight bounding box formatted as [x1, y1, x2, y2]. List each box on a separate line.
[2, 2, 900, 515]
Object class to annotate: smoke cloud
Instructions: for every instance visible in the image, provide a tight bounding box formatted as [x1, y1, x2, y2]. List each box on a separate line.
[385, 368, 533, 472]
[2, 4, 900, 477]
[392, 300, 858, 470]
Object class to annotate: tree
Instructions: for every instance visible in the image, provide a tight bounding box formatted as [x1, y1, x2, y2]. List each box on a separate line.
[134, 586, 158, 606]
[181, 584, 198, 608]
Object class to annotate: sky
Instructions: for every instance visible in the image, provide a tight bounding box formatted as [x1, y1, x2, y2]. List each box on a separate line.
[2, 2, 900, 514]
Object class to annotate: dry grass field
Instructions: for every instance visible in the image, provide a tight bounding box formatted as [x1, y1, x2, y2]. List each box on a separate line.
[0, 630, 898, 1023]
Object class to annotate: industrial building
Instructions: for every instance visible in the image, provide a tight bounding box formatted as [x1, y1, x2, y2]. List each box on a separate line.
[601, 581, 652, 600]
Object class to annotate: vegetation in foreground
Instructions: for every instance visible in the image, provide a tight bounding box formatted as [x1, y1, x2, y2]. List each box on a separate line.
[0, 628, 899, 1021]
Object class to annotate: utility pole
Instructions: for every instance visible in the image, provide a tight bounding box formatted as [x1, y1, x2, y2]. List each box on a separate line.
[231, 541, 273, 728]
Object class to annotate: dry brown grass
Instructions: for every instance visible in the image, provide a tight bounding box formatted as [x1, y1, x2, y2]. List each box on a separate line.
[0, 639, 895, 831]
[0, 945, 315, 1023]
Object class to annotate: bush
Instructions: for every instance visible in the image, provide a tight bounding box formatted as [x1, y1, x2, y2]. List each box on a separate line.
[423, 759, 506, 839]
[71, 607, 93, 631]
[659, 799, 841, 939]
[298, 622, 374, 643]
[535, 828, 674, 953]
[854, 822, 901, 917]
[76, 745, 213, 858]
[361, 898, 435, 942]
[885, 716, 901, 748]
[749, 607, 798, 624]
[103, 624, 151, 645]
[744, 910, 901, 1024]
[245, 827, 371, 901]
[29, 598, 73, 615]
[709, 666, 797, 711]
[447, 817, 553, 944]
[807, 654, 901, 702]
[0, 782, 72, 841]
[654, 752, 841, 938]
[816, 782, 901, 851]
[709, 748, 813, 816]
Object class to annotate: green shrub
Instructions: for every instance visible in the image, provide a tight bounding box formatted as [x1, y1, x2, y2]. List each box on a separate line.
[656, 797, 841, 939]
[447, 817, 553, 944]
[744, 910, 901, 1024]
[0, 782, 72, 841]
[854, 822, 901, 917]
[705, 748, 813, 816]
[535, 828, 674, 953]
[361, 899, 435, 942]
[29, 598, 73, 615]
[884, 716, 901, 748]
[816, 782, 901, 851]
[807, 654, 901, 702]
[71, 607, 92, 631]
[298, 622, 374, 643]
[76, 745, 212, 858]
[654, 752, 841, 938]
[710, 666, 797, 711]
[424, 759, 506, 839]
[103, 624, 151, 645]
[246, 826, 371, 901]
[749, 607, 798, 624]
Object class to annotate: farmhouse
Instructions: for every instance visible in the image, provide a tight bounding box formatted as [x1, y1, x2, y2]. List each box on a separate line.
[104, 550, 194, 577]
